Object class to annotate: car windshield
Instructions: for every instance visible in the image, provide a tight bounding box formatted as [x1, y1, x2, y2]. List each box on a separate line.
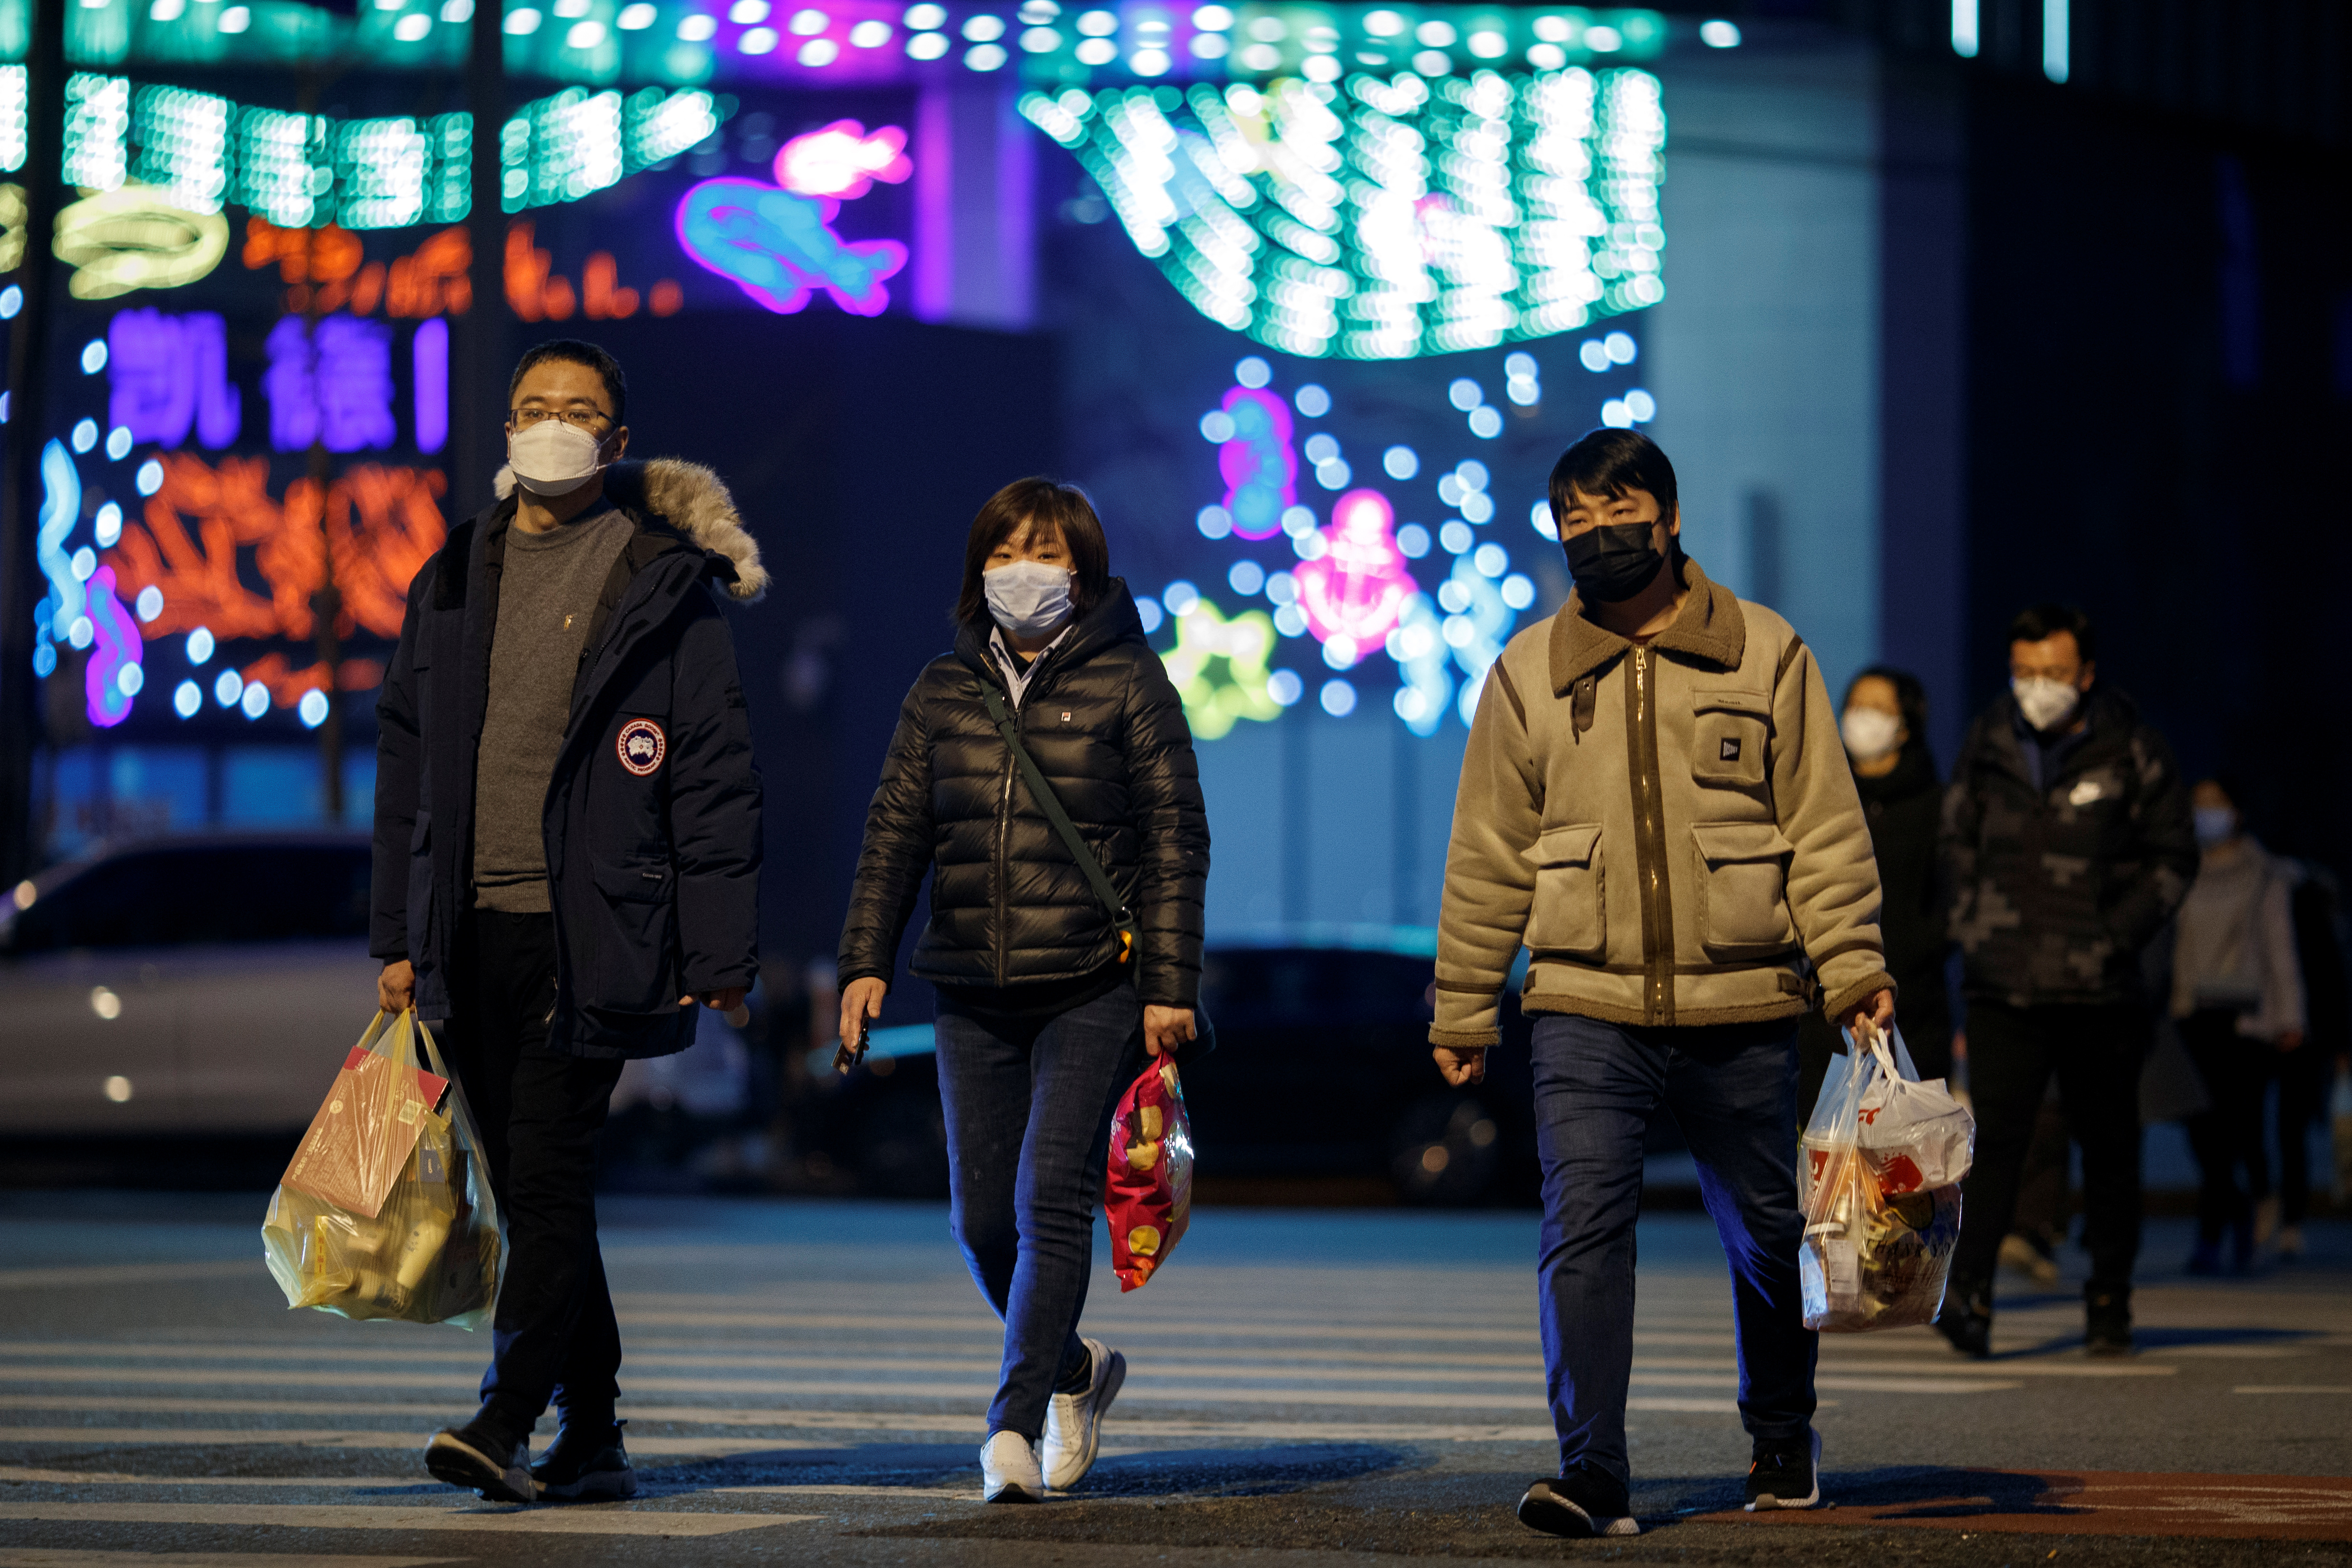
[7, 844, 372, 953]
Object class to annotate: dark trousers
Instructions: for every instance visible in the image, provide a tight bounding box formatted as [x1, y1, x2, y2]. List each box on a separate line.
[1951, 1001, 2145, 1301]
[439, 910, 627, 1438]
[934, 984, 1146, 1442]
[2276, 1038, 2334, 1227]
[1530, 1013, 1816, 1486]
[2180, 1009, 2273, 1246]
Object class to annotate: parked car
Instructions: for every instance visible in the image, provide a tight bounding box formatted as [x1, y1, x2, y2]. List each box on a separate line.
[0, 832, 382, 1134]
[795, 928, 1555, 1206]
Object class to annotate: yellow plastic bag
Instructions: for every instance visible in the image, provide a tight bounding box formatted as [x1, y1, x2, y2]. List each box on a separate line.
[261, 1009, 502, 1329]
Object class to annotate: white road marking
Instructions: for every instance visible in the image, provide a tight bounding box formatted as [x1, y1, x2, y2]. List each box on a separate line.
[0, 1502, 816, 1535]
[2232, 1385, 2352, 1394]
[0, 1430, 826, 1455]
[0, 1469, 415, 1486]
[715, 1485, 979, 1500]
[0, 1265, 259, 1293]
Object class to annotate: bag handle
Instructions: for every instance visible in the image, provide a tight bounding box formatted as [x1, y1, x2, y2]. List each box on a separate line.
[980, 684, 1137, 964]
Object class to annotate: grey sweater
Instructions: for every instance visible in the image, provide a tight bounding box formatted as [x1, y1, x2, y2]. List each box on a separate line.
[472, 504, 633, 913]
[2170, 837, 2305, 1041]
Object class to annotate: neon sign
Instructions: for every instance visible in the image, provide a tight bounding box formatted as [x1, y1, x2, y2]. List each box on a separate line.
[107, 308, 241, 449]
[506, 219, 679, 322]
[1292, 489, 1416, 661]
[263, 314, 397, 454]
[52, 183, 230, 300]
[1213, 388, 1296, 542]
[105, 454, 447, 649]
[31, 441, 84, 682]
[1160, 596, 1282, 741]
[776, 120, 911, 199]
[83, 566, 144, 728]
[675, 178, 908, 316]
[244, 219, 474, 319]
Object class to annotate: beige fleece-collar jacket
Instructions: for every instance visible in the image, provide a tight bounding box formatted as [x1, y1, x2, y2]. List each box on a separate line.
[1432, 558, 1895, 1047]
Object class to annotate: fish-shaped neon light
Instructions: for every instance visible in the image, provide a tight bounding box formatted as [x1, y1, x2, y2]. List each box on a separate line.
[674, 179, 908, 317]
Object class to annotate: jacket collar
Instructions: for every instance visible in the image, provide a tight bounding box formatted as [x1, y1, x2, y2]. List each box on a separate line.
[1547, 556, 1746, 693]
[956, 579, 1147, 688]
[491, 457, 767, 602]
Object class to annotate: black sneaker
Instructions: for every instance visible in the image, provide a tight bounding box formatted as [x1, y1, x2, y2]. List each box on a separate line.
[2084, 1285, 2133, 1357]
[1745, 1429, 1822, 1511]
[1935, 1285, 1992, 1359]
[1517, 1467, 1639, 1538]
[531, 1416, 639, 1502]
[425, 1414, 533, 1503]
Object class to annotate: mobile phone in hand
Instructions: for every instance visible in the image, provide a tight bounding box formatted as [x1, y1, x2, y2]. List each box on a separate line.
[833, 1014, 868, 1075]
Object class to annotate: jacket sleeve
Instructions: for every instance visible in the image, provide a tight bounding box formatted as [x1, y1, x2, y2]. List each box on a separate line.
[369, 565, 430, 963]
[2107, 719, 2196, 959]
[1771, 640, 1895, 1022]
[668, 593, 763, 996]
[1431, 658, 1541, 1049]
[1939, 719, 1989, 954]
[1122, 649, 1209, 1010]
[2254, 865, 2307, 1041]
[837, 678, 936, 988]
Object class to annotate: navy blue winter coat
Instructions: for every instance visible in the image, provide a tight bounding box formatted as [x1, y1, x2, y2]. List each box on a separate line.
[370, 459, 765, 1059]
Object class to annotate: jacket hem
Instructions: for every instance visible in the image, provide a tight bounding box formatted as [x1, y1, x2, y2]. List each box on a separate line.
[1520, 994, 1810, 1028]
[1429, 1025, 1502, 1049]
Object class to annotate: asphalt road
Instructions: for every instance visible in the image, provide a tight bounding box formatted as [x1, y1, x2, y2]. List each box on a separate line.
[1, 1190, 2349, 1566]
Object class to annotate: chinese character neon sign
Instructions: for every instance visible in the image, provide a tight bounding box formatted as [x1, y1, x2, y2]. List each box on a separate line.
[107, 308, 241, 449]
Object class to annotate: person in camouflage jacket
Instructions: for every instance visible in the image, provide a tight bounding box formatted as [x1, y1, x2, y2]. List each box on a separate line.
[1936, 604, 2196, 1359]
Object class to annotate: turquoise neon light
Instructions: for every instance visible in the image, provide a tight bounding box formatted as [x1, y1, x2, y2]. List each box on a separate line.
[1023, 65, 1666, 359]
[674, 177, 907, 315]
[30, 439, 82, 681]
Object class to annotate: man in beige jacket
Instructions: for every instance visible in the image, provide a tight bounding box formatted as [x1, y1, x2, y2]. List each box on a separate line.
[1431, 430, 1894, 1538]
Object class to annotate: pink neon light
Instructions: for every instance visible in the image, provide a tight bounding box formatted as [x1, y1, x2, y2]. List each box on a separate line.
[1218, 387, 1296, 542]
[1292, 489, 1418, 661]
[84, 566, 144, 728]
[776, 120, 912, 199]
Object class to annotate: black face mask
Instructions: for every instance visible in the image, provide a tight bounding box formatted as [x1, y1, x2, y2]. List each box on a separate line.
[1563, 522, 1666, 604]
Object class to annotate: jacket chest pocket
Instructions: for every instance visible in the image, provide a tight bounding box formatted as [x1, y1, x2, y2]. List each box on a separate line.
[1690, 821, 1798, 958]
[1522, 824, 1606, 959]
[1692, 688, 1770, 791]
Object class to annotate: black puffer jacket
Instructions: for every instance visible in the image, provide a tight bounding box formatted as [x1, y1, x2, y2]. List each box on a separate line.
[1941, 685, 2195, 1007]
[839, 581, 1209, 1008]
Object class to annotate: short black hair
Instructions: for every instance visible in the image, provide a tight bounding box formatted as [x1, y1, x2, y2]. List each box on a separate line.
[1847, 665, 1933, 766]
[2007, 602, 2096, 663]
[955, 477, 1113, 630]
[509, 339, 627, 425]
[1548, 428, 1679, 531]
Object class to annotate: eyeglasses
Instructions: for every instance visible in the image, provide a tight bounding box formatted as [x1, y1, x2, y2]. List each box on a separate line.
[508, 407, 611, 430]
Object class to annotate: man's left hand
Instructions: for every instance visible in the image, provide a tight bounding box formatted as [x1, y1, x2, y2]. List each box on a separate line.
[1836, 988, 1896, 1042]
[682, 986, 751, 1027]
[1145, 1006, 1195, 1059]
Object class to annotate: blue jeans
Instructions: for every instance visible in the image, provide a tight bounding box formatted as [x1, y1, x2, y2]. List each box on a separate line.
[934, 984, 1146, 1441]
[1532, 1012, 1817, 1483]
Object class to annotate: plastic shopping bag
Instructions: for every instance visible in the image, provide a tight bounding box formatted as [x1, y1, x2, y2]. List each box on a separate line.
[1104, 1054, 1194, 1291]
[1799, 1023, 1974, 1333]
[262, 1009, 503, 1328]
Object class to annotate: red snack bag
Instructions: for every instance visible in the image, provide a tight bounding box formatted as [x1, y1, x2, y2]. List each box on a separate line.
[1104, 1056, 1194, 1291]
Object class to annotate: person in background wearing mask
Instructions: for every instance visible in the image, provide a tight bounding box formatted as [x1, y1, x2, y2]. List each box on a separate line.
[375, 340, 766, 1502]
[1431, 429, 1894, 1537]
[1937, 604, 2194, 1358]
[1798, 667, 1952, 1118]
[2171, 777, 2304, 1273]
[837, 479, 1208, 1505]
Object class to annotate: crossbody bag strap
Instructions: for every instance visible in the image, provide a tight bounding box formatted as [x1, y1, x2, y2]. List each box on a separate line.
[980, 685, 1136, 962]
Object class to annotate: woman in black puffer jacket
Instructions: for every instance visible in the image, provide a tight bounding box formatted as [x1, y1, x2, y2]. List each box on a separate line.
[837, 478, 1208, 1504]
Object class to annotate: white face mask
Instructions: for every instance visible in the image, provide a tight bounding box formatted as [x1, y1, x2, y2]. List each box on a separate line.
[2193, 806, 2238, 848]
[2012, 675, 2081, 732]
[984, 560, 1074, 639]
[1840, 706, 1902, 764]
[508, 419, 612, 496]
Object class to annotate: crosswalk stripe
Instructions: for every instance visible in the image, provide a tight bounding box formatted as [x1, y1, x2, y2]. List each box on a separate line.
[0, 1503, 816, 1535]
[0, 1430, 830, 1455]
[0, 1552, 464, 1567]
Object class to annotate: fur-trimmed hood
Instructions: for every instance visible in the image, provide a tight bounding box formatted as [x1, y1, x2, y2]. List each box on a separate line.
[493, 458, 768, 604]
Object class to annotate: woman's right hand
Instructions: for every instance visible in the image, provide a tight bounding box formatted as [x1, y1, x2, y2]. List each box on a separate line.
[838, 976, 888, 1061]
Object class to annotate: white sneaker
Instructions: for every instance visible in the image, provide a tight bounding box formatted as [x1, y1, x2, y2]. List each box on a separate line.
[1040, 1338, 1126, 1492]
[980, 1430, 1044, 1504]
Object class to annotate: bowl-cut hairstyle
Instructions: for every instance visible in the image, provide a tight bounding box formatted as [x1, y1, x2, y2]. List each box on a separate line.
[955, 478, 1112, 630]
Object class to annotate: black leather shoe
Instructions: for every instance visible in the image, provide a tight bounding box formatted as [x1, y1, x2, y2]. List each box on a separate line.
[1517, 1467, 1638, 1538]
[424, 1415, 532, 1503]
[531, 1416, 638, 1502]
[2085, 1285, 2133, 1357]
[1935, 1284, 1993, 1359]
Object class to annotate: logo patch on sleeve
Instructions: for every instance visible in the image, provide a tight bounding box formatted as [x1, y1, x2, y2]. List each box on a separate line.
[1720, 736, 1742, 762]
[617, 718, 667, 777]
